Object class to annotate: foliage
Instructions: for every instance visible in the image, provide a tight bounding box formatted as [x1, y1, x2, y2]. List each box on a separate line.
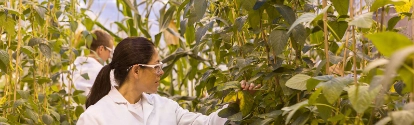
[1, 0, 414, 124]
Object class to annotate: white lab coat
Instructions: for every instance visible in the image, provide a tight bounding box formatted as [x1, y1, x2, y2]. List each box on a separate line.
[62, 56, 116, 96]
[77, 87, 228, 125]
[71, 56, 103, 95]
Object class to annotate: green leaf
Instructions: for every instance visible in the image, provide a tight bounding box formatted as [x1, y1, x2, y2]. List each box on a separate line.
[73, 94, 87, 105]
[317, 77, 353, 104]
[286, 74, 311, 90]
[369, 75, 384, 91]
[25, 109, 38, 122]
[216, 81, 240, 91]
[28, 38, 43, 47]
[275, 5, 296, 25]
[82, 17, 94, 31]
[328, 114, 345, 122]
[196, 21, 214, 43]
[364, 59, 389, 73]
[316, 96, 332, 120]
[17, 90, 29, 99]
[269, 29, 289, 56]
[375, 46, 414, 107]
[331, 0, 349, 15]
[348, 12, 373, 28]
[366, 31, 413, 57]
[252, 118, 274, 125]
[48, 109, 60, 122]
[313, 75, 334, 81]
[248, 10, 261, 29]
[228, 112, 242, 121]
[121, 0, 139, 14]
[282, 100, 309, 124]
[348, 85, 381, 113]
[13, 99, 25, 108]
[329, 53, 343, 64]
[257, 110, 282, 119]
[81, 73, 90, 80]
[240, 0, 255, 11]
[39, 43, 51, 58]
[292, 111, 310, 125]
[238, 91, 253, 116]
[42, 114, 53, 125]
[75, 106, 85, 117]
[288, 13, 316, 33]
[34, 6, 46, 19]
[399, 68, 412, 94]
[0, 50, 9, 72]
[218, 103, 239, 118]
[185, 25, 195, 44]
[328, 21, 348, 41]
[291, 24, 307, 46]
[306, 78, 321, 91]
[0, 13, 16, 36]
[70, 21, 78, 32]
[160, 6, 176, 31]
[21, 46, 35, 56]
[370, 0, 406, 12]
[38, 77, 51, 84]
[309, 88, 322, 105]
[387, 16, 401, 31]
[193, 0, 208, 23]
[253, 0, 267, 10]
[234, 16, 247, 31]
[390, 110, 414, 125]
[224, 91, 238, 103]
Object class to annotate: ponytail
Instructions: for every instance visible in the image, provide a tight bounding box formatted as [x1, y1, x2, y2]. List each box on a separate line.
[85, 64, 113, 108]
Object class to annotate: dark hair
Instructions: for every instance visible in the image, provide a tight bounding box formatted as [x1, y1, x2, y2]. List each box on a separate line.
[86, 37, 155, 108]
[89, 29, 113, 51]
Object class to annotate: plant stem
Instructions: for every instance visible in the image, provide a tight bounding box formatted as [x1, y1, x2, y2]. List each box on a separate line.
[342, 30, 350, 77]
[411, 2, 414, 102]
[322, 0, 330, 75]
[13, 0, 23, 103]
[380, 6, 385, 32]
[349, 0, 357, 86]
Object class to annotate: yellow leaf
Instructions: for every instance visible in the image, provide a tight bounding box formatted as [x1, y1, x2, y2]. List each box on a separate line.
[395, 0, 413, 18]
[0, 96, 7, 105]
[163, 21, 179, 45]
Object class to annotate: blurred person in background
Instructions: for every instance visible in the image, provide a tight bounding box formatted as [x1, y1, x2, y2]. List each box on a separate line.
[64, 29, 115, 96]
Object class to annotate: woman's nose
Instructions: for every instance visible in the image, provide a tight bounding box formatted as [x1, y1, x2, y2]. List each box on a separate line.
[159, 69, 164, 76]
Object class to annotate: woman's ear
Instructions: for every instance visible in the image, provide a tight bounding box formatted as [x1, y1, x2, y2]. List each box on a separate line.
[134, 65, 140, 75]
[98, 46, 105, 54]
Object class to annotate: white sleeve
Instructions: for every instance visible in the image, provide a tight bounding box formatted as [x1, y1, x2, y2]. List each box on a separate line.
[173, 100, 228, 125]
[73, 76, 93, 95]
[76, 112, 101, 125]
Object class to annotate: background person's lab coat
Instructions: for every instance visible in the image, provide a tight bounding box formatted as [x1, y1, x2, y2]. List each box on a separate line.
[77, 87, 228, 125]
[62, 56, 116, 96]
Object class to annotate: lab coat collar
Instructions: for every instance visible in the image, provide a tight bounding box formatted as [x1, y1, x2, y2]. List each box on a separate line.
[107, 87, 154, 105]
[107, 87, 155, 124]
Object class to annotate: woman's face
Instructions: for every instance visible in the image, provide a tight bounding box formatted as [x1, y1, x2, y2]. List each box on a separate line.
[137, 49, 164, 93]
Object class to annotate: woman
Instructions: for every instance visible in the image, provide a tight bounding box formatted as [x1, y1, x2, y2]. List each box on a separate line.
[69, 29, 114, 95]
[77, 37, 259, 125]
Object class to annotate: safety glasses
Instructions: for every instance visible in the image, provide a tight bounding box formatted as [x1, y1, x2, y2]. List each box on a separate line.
[127, 62, 164, 75]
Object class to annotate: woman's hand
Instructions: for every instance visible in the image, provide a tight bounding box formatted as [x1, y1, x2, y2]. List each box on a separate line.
[240, 80, 261, 94]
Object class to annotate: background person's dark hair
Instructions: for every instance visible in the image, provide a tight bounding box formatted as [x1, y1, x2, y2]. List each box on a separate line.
[89, 29, 113, 51]
[86, 37, 155, 108]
